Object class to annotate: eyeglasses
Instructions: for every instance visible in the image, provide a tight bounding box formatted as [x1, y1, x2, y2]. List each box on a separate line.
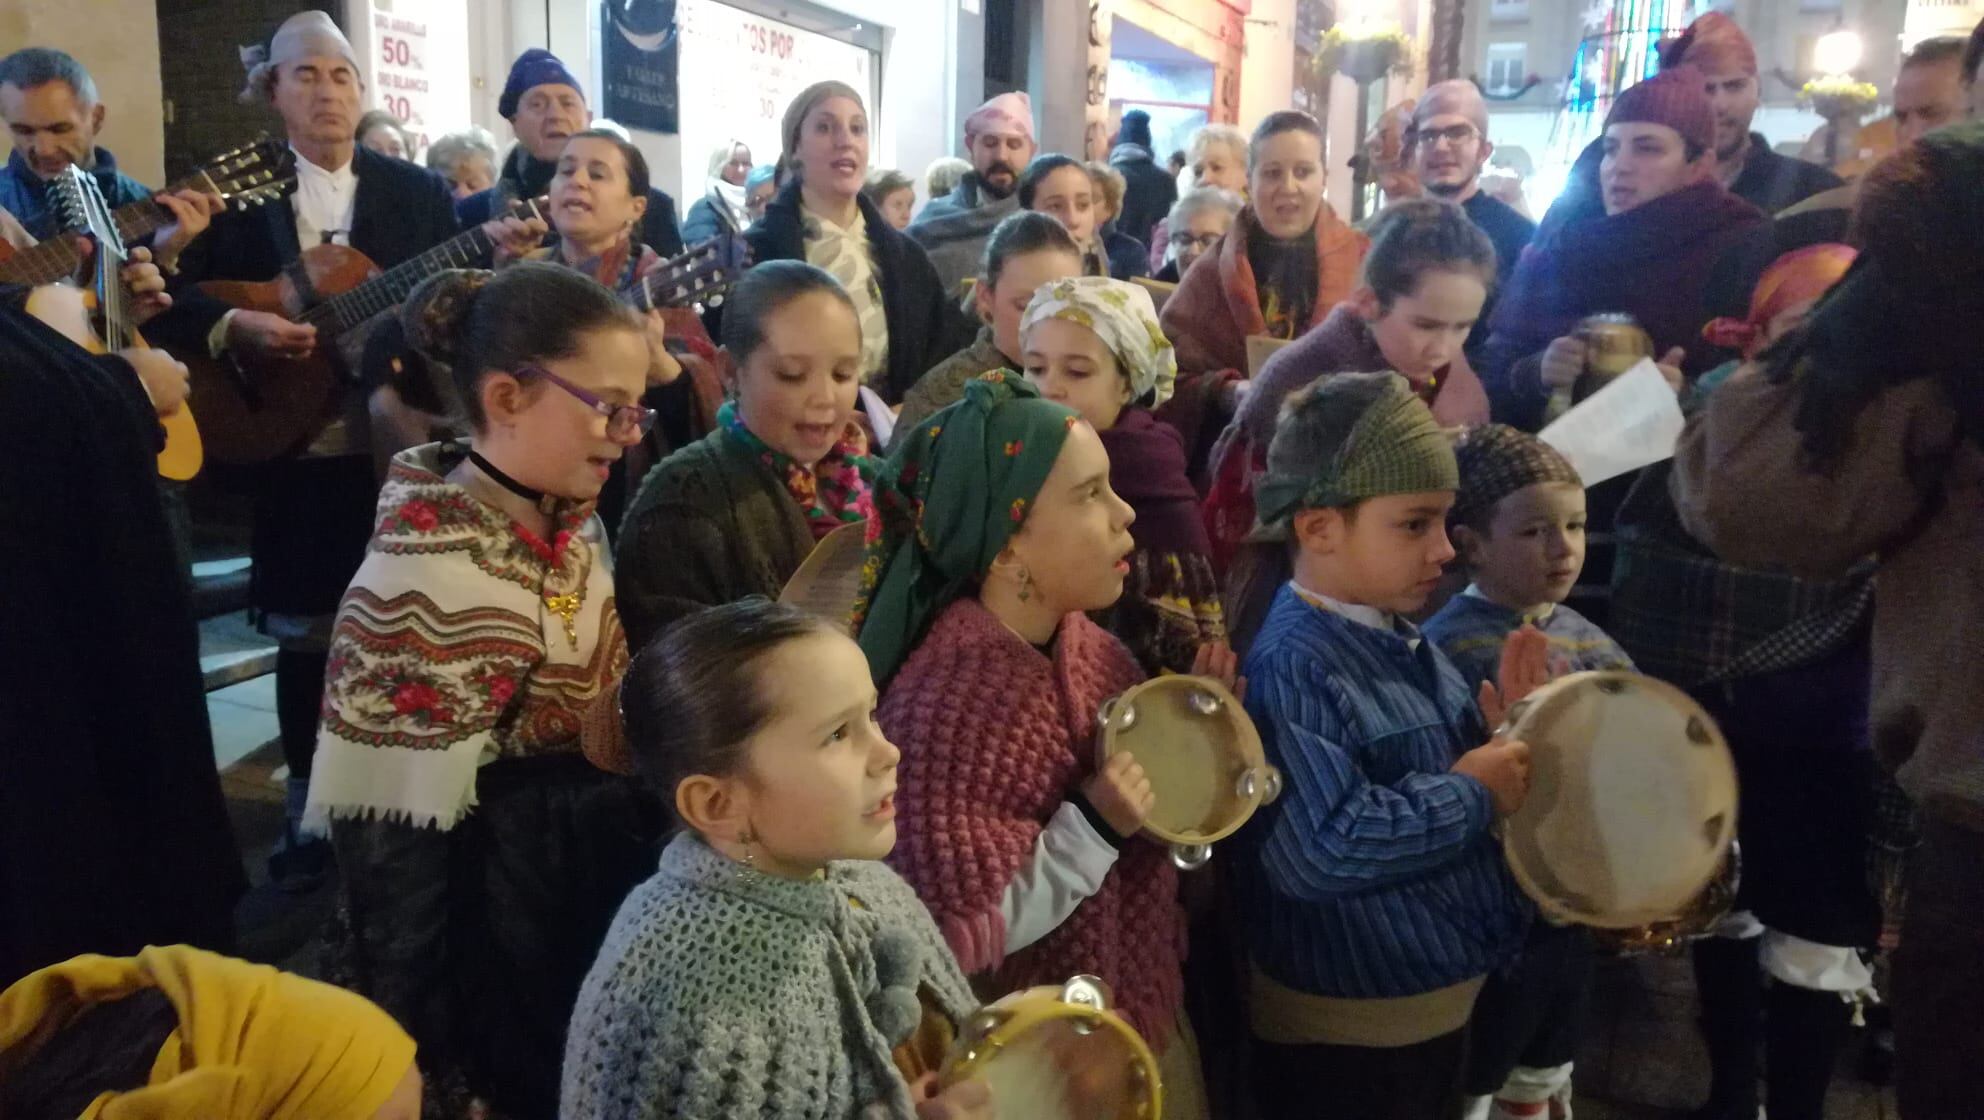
[1411, 123, 1481, 148]
[1170, 231, 1223, 250]
[522, 366, 656, 440]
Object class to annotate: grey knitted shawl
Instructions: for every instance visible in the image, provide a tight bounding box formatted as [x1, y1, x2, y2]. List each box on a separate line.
[562, 832, 980, 1119]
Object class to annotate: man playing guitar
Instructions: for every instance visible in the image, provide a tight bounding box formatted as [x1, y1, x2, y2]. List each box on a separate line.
[0, 47, 222, 267]
[150, 10, 540, 889]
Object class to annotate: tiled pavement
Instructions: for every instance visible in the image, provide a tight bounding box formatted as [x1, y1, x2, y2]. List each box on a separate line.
[199, 610, 1900, 1118]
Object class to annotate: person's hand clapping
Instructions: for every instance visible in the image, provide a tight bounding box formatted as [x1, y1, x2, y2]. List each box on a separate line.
[1191, 640, 1246, 701]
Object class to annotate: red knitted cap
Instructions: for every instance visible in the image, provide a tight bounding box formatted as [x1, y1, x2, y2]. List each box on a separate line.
[1606, 67, 1716, 154]
[1662, 13, 1758, 76]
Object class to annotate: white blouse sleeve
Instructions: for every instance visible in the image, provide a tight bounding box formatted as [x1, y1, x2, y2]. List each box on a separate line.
[996, 801, 1122, 955]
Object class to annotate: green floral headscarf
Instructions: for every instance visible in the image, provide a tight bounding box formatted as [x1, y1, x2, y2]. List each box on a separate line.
[854, 372, 1081, 682]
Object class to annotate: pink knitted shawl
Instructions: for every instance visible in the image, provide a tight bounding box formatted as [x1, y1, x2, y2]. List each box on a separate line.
[879, 598, 1185, 1046]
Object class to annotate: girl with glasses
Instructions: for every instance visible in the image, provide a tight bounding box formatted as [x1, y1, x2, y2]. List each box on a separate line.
[305, 262, 668, 1118]
[616, 261, 875, 649]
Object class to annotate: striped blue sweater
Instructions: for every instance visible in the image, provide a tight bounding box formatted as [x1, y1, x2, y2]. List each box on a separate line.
[1237, 585, 1531, 999]
[1423, 592, 1636, 695]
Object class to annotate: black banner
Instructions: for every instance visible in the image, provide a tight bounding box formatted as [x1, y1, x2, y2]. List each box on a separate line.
[601, 0, 680, 133]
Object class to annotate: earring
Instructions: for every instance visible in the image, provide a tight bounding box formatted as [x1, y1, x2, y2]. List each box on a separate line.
[737, 827, 758, 874]
[1016, 567, 1033, 603]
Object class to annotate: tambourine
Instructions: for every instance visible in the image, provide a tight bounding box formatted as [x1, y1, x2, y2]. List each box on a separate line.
[1499, 671, 1739, 935]
[939, 975, 1161, 1120]
[1096, 675, 1280, 870]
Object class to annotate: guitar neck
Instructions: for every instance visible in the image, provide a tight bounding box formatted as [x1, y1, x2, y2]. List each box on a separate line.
[302, 220, 503, 340]
[0, 171, 208, 287]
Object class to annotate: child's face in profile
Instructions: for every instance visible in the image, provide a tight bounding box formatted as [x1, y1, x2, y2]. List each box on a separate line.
[1297, 490, 1458, 614]
[1461, 481, 1587, 610]
[727, 630, 901, 876]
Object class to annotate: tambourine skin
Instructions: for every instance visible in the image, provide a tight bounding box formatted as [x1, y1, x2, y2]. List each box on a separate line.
[1500, 671, 1738, 931]
[1095, 676, 1281, 857]
[939, 980, 1162, 1120]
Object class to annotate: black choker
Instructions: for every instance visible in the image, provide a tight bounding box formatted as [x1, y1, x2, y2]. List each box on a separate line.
[467, 449, 550, 508]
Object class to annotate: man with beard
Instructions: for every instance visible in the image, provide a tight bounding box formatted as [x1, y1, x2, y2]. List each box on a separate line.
[1404, 80, 1535, 359]
[456, 48, 681, 256]
[1668, 13, 1839, 214]
[908, 91, 1035, 295]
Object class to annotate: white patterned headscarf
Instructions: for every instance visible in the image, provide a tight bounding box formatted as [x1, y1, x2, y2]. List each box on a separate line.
[1020, 276, 1177, 407]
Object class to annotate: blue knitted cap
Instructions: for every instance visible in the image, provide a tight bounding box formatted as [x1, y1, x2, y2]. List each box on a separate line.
[499, 49, 584, 120]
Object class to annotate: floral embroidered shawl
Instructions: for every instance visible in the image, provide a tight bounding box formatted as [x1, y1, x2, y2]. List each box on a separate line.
[303, 443, 628, 832]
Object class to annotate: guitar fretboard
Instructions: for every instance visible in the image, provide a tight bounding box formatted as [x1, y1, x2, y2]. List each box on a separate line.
[298, 217, 508, 339]
[0, 173, 211, 287]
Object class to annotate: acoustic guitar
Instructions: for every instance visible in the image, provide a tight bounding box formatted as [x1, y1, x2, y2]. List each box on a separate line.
[28, 165, 204, 479]
[187, 200, 749, 465]
[0, 138, 292, 285]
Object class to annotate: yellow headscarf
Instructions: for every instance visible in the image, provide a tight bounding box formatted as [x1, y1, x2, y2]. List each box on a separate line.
[0, 945, 416, 1119]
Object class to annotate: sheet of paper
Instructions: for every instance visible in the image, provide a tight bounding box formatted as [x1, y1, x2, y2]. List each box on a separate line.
[1246, 335, 1294, 378]
[860, 385, 896, 452]
[778, 521, 869, 634]
[1537, 358, 1686, 487]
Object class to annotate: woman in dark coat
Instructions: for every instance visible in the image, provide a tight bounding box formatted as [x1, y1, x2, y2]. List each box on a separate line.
[743, 81, 973, 405]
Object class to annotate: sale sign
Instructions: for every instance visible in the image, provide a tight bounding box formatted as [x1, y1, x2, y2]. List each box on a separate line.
[357, 0, 471, 159]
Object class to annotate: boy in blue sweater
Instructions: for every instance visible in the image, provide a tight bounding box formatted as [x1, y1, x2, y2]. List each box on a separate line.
[1230, 373, 1538, 1120]
[1424, 424, 1634, 1120]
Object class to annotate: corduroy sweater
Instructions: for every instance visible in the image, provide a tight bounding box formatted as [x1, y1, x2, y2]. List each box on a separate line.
[1237, 585, 1530, 999]
[1422, 591, 1635, 694]
[614, 426, 817, 649]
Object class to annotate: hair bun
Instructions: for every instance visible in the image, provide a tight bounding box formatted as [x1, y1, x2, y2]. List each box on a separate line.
[400, 269, 494, 368]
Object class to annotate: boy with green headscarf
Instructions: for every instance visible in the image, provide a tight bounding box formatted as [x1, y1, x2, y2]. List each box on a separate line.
[1229, 372, 1537, 1120]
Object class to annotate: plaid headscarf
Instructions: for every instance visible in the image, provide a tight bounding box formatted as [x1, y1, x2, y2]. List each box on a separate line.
[854, 372, 1081, 682]
[1450, 423, 1584, 529]
[1020, 276, 1178, 406]
[1246, 371, 1458, 542]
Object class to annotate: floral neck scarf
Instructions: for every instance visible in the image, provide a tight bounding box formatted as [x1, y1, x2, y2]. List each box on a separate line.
[720, 400, 875, 540]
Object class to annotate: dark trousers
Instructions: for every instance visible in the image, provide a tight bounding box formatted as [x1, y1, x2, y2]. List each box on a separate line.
[1462, 921, 1595, 1095]
[1254, 1029, 1467, 1120]
[1893, 818, 1984, 1119]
